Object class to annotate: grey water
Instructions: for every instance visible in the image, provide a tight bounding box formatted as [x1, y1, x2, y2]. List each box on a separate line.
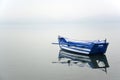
[0, 23, 120, 80]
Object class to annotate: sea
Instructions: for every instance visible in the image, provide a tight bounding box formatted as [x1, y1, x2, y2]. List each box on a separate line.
[0, 23, 120, 80]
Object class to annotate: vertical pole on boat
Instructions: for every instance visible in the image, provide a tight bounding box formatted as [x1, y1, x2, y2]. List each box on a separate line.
[105, 38, 106, 43]
[58, 35, 60, 38]
[58, 35, 61, 48]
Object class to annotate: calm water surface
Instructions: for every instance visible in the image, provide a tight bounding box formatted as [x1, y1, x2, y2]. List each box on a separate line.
[0, 24, 120, 80]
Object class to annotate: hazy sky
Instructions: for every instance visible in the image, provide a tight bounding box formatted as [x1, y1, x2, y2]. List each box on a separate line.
[0, 0, 120, 22]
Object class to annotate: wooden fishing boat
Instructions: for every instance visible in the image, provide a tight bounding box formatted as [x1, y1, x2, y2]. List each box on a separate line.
[58, 36, 109, 55]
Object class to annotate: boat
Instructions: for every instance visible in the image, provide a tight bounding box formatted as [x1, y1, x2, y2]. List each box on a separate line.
[56, 50, 109, 72]
[58, 36, 109, 55]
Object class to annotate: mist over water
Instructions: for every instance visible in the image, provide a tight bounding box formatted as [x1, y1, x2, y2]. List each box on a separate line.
[0, 23, 120, 80]
[0, 0, 120, 79]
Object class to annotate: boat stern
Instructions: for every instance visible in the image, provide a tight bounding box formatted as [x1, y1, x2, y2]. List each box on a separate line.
[90, 43, 109, 54]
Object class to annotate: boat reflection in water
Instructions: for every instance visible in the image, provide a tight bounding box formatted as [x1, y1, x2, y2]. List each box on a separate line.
[55, 50, 109, 73]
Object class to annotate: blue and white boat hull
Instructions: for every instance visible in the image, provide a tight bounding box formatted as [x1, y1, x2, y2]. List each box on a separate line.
[58, 36, 109, 55]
